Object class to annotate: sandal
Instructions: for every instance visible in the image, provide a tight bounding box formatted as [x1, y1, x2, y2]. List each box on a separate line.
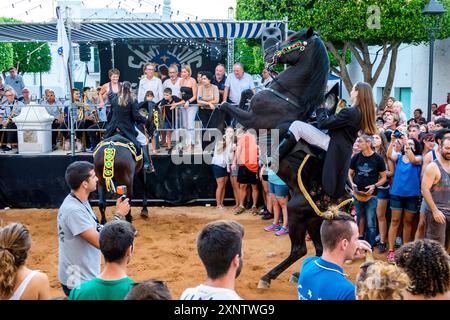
[251, 206, 258, 215]
[234, 206, 246, 215]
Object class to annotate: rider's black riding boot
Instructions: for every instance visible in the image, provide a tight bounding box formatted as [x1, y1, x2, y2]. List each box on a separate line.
[269, 130, 298, 168]
[142, 146, 155, 174]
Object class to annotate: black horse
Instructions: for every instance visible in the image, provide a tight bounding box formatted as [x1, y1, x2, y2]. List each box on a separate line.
[218, 28, 346, 288]
[93, 135, 149, 224]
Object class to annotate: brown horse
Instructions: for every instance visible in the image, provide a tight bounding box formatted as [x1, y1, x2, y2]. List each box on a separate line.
[93, 135, 149, 224]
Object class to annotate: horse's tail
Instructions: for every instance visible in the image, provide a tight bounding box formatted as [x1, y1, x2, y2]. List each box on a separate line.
[103, 147, 117, 193]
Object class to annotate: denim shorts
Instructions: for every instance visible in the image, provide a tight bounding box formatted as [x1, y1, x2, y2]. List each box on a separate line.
[212, 164, 228, 179]
[268, 182, 289, 198]
[390, 195, 420, 213]
[377, 188, 390, 200]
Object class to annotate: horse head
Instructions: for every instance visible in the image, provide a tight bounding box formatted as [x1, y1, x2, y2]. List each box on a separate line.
[264, 27, 322, 68]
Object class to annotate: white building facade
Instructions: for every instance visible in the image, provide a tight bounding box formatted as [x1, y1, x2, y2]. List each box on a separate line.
[341, 38, 450, 119]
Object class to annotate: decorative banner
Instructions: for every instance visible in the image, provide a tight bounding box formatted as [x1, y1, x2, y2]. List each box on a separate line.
[99, 41, 226, 86]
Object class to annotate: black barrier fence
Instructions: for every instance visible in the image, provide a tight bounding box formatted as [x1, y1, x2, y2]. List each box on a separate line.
[0, 153, 238, 209]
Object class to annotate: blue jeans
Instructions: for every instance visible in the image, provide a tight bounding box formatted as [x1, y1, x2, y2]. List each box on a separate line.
[354, 197, 378, 247]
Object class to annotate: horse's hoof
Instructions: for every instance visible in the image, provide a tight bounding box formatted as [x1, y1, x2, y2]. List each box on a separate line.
[257, 279, 270, 289]
[289, 273, 299, 284]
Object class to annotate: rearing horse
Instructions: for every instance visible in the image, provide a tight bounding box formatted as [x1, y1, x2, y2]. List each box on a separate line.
[218, 28, 350, 288]
[93, 135, 149, 224]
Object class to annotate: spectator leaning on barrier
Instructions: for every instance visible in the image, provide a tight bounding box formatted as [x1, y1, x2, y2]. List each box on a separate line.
[180, 220, 244, 300]
[0, 223, 51, 300]
[69, 220, 136, 300]
[222, 63, 256, 106]
[297, 209, 372, 300]
[57, 161, 130, 297]
[163, 64, 182, 99]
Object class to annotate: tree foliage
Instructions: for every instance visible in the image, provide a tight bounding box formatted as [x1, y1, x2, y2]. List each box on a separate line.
[12, 42, 52, 73]
[234, 38, 265, 74]
[0, 43, 13, 71]
[237, 0, 450, 106]
[0, 17, 52, 73]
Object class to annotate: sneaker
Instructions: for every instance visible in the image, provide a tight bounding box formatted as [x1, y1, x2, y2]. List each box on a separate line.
[375, 234, 381, 245]
[378, 242, 387, 254]
[261, 212, 274, 220]
[395, 236, 403, 248]
[251, 206, 259, 216]
[387, 250, 396, 264]
[245, 201, 253, 210]
[264, 223, 281, 232]
[4, 147, 17, 154]
[275, 226, 289, 236]
[76, 141, 83, 151]
[64, 141, 71, 151]
[89, 146, 96, 152]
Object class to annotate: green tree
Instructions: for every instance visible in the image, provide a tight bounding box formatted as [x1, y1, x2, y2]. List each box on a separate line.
[237, 0, 450, 106]
[0, 42, 13, 71]
[234, 38, 265, 74]
[12, 42, 52, 73]
[0, 17, 52, 74]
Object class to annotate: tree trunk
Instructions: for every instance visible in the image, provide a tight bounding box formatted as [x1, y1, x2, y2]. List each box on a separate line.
[380, 44, 400, 110]
[327, 40, 400, 110]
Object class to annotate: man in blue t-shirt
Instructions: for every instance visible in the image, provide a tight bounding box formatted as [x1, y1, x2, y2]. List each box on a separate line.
[297, 212, 372, 300]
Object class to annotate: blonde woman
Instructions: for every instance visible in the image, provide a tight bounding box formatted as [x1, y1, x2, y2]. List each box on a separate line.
[179, 65, 198, 153]
[0, 223, 50, 300]
[211, 127, 234, 210]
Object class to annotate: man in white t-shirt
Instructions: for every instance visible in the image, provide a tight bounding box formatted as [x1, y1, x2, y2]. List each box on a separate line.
[137, 63, 163, 103]
[223, 63, 255, 105]
[180, 220, 245, 300]
[163, 64, 182, 99]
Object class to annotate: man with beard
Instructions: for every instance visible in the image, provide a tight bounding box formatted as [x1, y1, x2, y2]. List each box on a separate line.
[180, 220, 244, 300]
[297, 210, 372, 300]
[422, 137, 450, 252]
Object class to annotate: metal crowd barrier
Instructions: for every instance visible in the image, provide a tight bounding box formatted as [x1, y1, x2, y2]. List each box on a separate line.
[0, 102, 226, 155]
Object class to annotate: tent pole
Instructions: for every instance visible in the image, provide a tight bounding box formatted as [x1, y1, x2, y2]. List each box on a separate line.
[227, 38, 234, 75]
[66, 6, 76, 156]
[110, 40, 115, 69]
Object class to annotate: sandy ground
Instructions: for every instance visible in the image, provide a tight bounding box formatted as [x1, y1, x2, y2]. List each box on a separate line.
[0, 206, 386, 300]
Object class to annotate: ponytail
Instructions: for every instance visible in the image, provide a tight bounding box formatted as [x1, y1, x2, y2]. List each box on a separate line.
[0, 223, 31, 298]
[118, 81, 133, 107]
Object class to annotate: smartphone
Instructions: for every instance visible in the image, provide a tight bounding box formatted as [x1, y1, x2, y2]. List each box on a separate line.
[116, 185, 127, 199]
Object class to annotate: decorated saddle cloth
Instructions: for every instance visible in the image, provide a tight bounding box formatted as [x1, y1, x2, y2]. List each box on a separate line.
[93, 134, 143, 162]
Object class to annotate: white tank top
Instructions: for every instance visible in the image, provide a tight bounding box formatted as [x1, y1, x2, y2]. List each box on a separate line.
[9, 270, 39, 300]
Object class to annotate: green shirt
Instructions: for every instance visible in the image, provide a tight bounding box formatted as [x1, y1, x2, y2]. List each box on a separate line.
[69, 277, 135, 300]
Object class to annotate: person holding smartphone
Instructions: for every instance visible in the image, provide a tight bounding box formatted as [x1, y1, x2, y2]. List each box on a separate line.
[348, 134, 387, 247]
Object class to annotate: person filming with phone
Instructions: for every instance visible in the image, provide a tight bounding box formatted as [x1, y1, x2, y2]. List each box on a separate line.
[348, 134, 387, 248]
[385, 130, 423, 263]
[57, 161, 131, 297]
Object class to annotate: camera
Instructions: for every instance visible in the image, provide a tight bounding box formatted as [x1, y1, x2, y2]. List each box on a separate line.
[116, 185, 127, 199]
[393, 129, 404, 139]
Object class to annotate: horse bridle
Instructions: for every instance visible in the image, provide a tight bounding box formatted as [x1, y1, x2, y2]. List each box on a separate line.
[266, 34, 319, 72]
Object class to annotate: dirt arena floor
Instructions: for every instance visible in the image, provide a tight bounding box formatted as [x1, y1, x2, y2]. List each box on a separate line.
[0, 206, 387, 300]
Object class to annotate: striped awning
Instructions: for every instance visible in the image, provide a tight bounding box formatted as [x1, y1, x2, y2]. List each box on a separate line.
[0, 20, 286, 42]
